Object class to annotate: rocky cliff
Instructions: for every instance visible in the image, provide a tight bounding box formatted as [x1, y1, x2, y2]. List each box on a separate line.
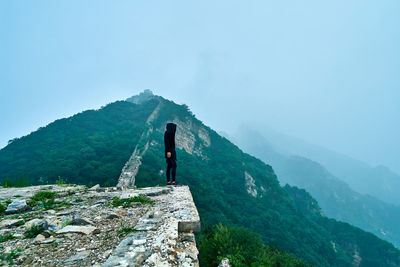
[0, 184, 200, 266]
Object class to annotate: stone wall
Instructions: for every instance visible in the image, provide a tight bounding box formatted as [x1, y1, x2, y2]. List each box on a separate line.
[0, 184, 201, 266]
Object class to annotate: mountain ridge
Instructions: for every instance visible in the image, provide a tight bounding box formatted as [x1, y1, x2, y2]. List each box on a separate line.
[232, 126, 400, 248]
[235, 124, 400, 206]
[1, 91, 399, 266]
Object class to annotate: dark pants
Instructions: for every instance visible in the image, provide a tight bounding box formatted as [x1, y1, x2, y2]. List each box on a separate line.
[166, 158, 177, 182]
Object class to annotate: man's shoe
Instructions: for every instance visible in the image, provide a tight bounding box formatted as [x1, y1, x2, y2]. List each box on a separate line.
[167, 181, 171, 185]
[172, 181, 176, 186]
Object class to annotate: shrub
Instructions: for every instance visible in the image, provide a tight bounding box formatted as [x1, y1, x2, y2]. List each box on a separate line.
[199, 223, 309, 267]
[24, 225, 45, 239]
[29, 190, 56, 209]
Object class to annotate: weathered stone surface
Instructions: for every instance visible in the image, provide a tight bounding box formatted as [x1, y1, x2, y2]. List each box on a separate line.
[94, 199, 107, 205]
[63, 250, 91, 265]
[106, 213, 120, 219]
[103, 231, 149, 267]
[42, 230, 51, 238]
[5, 199, 30, 214]
[218, 258, 231, 267]
[90, 184, 100, 190]
[0, 185, 85, 200]
[0, 218, 24, 228]
[0, 184, 200, 266]
[40, 237, 56, 244]
[56, 225, 99, 235]
[70, 217, 95, 226]
[103, 185, 200, 267]
[34, 234, 45, 243]
[24, 218, 48, 230]
[245, 171, 258, 197]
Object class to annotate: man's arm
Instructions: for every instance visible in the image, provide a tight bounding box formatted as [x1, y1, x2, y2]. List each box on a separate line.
[164, 133, 172, 158]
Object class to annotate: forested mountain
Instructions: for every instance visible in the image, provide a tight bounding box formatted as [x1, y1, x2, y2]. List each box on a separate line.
[233, 127, 400, 248]
[237, 126, 400, 206]
[1, 91, 399, 266]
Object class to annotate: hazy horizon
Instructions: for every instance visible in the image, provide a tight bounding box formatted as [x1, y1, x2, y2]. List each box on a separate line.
[1, 1, 399, 173]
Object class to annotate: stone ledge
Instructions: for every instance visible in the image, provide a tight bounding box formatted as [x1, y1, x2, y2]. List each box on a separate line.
[103, 185, 200, 267]
[0, 184, 201, 266]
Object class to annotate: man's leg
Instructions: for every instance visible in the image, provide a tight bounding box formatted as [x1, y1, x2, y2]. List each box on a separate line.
[166, 160, 172, 183]
[171, 160, 177, 182]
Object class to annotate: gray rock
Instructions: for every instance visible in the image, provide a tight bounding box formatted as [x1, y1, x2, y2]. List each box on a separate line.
[56, 210, 74, 216]
[41, 230, 52, 238]
[24, 219, 48, 230]
[180, 233, 195, 243]
[103, 249, 112, 259]
[135, 218, 159, 231]
[40, 237, 55, 244]
[56, 225, 100, 235]
[70, 218, 94, 226]
[131, 202, 142, 208]
[34, 234, 45, 243]
[5, 199, 30, 214]
[0, 229, 12, 236]
[13, 233, 24, 238]
[218, 258, 231, 267]
[0, 219, 24, 229]
[93, 199, 107, 205]
[89, 184, 100, 190]
[63, 250, 90, 265]
[102, 231, 149, 267]
[106, 213, 120, 219]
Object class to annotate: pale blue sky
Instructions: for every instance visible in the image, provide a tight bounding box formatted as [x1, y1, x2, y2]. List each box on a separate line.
[1, 1, 399, 172]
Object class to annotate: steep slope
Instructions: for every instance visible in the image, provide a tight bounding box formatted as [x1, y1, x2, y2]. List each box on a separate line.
[1, 92, 399, 266]
[233, 127, 400, 248]
[243, 125, 400, 206]
[0, 100, 158, 186]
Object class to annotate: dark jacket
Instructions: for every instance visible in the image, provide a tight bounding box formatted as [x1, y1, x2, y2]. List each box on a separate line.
[164, 123, 177, 160]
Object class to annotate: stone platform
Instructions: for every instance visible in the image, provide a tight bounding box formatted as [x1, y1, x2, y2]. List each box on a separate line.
[0, 184, 200, 266]
[103, 185, 201, 267]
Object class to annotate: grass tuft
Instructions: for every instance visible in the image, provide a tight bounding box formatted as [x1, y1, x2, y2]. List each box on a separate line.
[111, 194, 154, 208]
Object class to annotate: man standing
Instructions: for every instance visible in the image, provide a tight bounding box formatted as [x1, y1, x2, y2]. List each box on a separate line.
[164, 122, 177, 185]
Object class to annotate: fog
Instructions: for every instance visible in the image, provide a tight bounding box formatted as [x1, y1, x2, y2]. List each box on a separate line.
[1, 1, 399, 173]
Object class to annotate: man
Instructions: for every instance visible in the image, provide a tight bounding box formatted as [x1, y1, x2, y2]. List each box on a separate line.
[164, 122, 177, 185]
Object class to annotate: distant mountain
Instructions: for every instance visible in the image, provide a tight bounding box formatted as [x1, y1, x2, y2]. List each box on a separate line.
[232, 127, 400, 248]
[1, 91, 399, 266]
[238, 126, 400, 206]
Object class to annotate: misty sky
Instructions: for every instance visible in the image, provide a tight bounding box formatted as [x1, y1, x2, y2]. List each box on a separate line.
[1, 1, 399, 173]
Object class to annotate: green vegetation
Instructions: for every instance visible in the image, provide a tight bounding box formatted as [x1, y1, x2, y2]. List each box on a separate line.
[0, 203, 6, 215]
[117, 223, 137, 237]
[24, 224, 45, 239]
[61, 219, 71, 228]
[28, 190, 71, 210]
[0, 233, 15, 243]
[0, 249, 23, 265]
[110, 195, 154, 208]
[199, 223, 309, 267]
[29, 190, 56, 209]
[0, 100, 158, 186]
[56, 176, 67, 186]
